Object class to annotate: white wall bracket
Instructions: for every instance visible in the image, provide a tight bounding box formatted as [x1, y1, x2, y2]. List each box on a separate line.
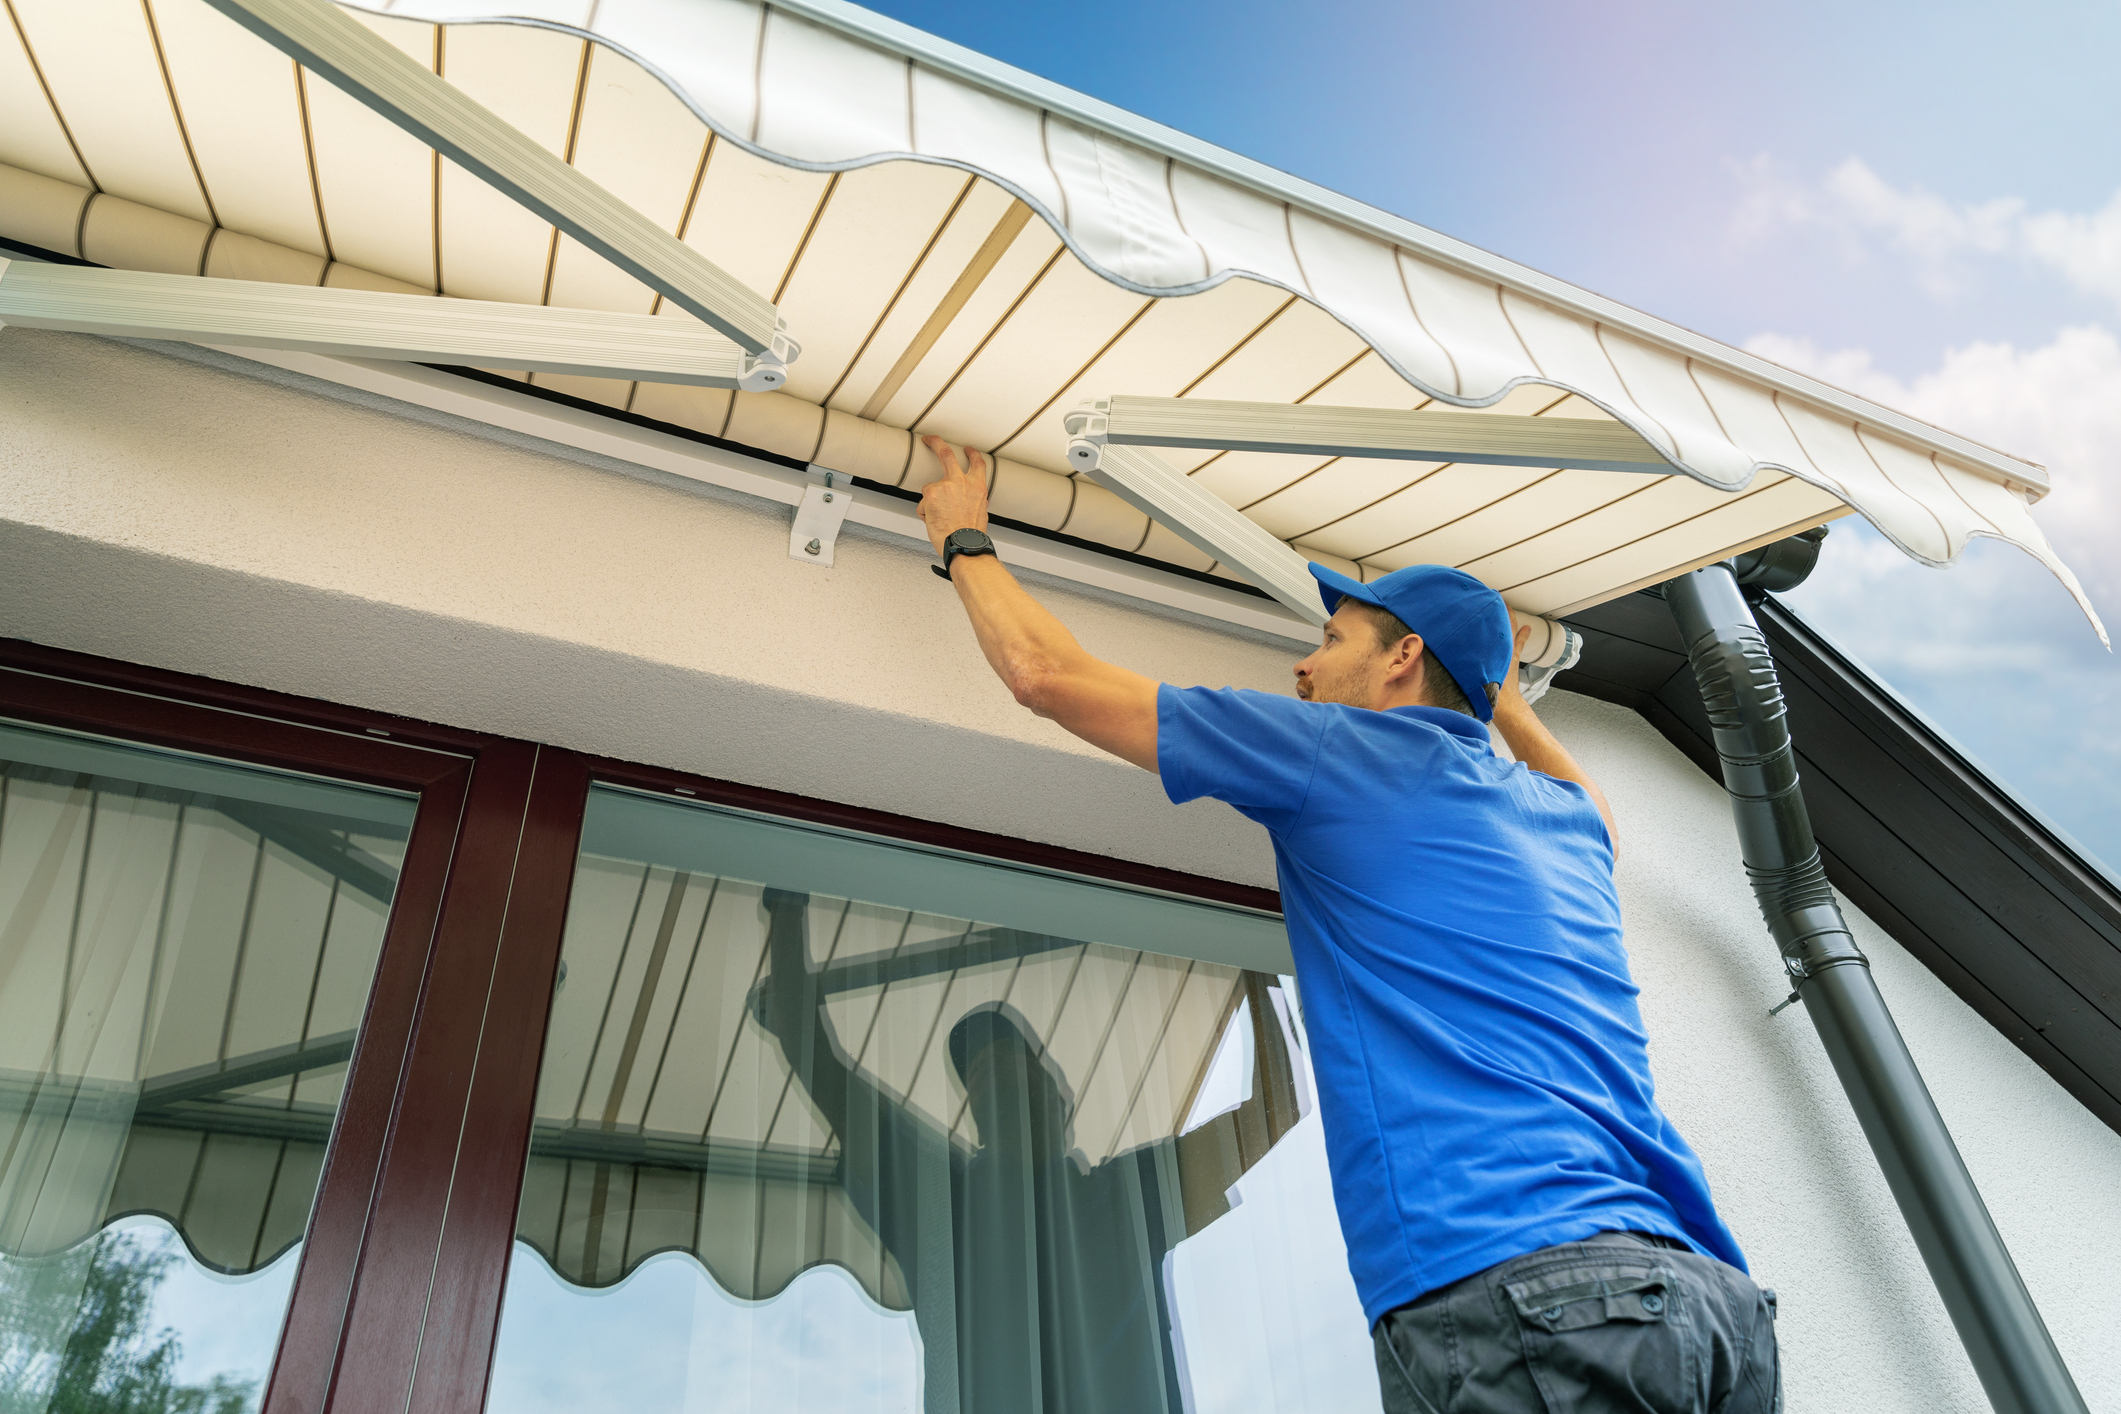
[1067, 395, 1677, 475]
[0, 259, 761, 386]
[200, 0, 791, 363]
[789, 466, 856, 567]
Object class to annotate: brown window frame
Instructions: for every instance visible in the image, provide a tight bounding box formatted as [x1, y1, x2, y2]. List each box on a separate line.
[0, 639, 1281, 1414]
[0, 638, 525, 1414]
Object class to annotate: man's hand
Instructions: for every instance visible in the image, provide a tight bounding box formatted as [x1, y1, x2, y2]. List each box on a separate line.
[918, 436, 989, 555]
[1492, 622, 1535, 716]
[915, 438, 1162, 772]
[1491, 621, 1619, 855]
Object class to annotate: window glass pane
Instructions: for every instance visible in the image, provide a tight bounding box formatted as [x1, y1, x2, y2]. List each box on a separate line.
[0, 719, 418, 1414]
[488, 787, 1373, 1414]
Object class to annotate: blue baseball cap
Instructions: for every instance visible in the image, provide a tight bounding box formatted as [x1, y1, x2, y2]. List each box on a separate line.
[1308, 562, 1514, 721]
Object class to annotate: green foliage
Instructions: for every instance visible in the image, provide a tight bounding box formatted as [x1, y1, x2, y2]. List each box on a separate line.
[0, 1228, 259, 1414]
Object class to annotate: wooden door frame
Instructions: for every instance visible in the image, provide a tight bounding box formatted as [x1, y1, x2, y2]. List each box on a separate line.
[0, 641, 520, 1414]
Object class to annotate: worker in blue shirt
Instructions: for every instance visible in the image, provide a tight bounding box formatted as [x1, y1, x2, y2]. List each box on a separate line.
[916, 438, 1781, 1414]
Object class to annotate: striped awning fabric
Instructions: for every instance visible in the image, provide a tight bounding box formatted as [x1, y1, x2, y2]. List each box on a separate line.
[0, 0, 2098, 631]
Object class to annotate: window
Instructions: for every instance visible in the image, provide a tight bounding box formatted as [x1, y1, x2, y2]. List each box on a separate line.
[0, 644, 1373, 1414]
[485, 786, 1320, 1414]
[0, 719, 417, 1413]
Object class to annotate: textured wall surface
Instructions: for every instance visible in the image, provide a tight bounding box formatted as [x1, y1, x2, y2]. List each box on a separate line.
[1545, 691, 2121, 1414]
[0, 328, 1294, 886]
[4, 328, 2118, 1410]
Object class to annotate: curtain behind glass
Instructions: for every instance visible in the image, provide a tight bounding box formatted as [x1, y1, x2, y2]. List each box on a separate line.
[493, 789, 1303, 1414]
[0, 720, 414, 1414]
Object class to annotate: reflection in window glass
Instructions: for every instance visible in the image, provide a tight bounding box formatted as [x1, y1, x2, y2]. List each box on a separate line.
[0, 719, 416, 1413]
[489, 787, 1331, 1414]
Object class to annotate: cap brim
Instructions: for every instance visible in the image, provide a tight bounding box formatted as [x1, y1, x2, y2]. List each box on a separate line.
[1308, 562, 1384, 617]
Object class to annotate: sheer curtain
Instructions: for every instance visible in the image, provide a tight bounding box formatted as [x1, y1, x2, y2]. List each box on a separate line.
[0, 721, 412, 1413]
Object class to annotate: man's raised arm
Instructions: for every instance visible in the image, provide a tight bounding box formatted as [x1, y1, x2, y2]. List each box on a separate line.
[918, 438, 1162, 773]
[1489, 629, 1620, 854]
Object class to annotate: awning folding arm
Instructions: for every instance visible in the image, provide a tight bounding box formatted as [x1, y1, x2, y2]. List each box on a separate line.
[200, 0, 798, 392]
[0, 259, 760, 388]
[1060, 401, 1585, 664]
[1079, 439, 1331, 627]
[1066, 395, 1677, 476]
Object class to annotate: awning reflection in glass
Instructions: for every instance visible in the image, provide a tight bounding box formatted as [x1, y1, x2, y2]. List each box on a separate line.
[0, 719, 416, 1413]
[491, 786, 1326, 1414]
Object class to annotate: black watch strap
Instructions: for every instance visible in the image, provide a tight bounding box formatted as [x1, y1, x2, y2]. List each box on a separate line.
[935, 529, 998, 579]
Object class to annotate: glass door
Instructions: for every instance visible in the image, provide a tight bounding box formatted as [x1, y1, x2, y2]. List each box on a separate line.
[481, 785, 1360, 1414]
[0, 647, 1385, 1414]
[0, 718, 419, 1413]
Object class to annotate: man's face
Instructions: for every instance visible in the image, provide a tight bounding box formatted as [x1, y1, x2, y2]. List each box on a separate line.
[1294, 604, 1402, 709]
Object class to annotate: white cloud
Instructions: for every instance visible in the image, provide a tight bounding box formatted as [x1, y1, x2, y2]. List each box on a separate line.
[1751, 326, 2121, 861]
[1743, 325, 2121, 590]
[1731, 157, 2121, 309]
[2022, 198, 2121, 306]
[1728, 157, 2121, 861]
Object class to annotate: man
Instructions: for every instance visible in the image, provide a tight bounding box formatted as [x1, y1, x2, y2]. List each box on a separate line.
[914, 437, 1781, 1414]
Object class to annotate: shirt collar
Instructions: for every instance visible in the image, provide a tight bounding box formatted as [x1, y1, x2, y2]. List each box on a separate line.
[1386, 704, 1493, 748]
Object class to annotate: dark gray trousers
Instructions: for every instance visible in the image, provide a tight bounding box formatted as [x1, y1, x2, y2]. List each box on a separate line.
[1372, 1232, 1780, 1413]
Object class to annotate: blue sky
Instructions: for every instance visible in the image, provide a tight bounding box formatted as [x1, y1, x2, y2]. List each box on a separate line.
[864, 0, 2121, 871]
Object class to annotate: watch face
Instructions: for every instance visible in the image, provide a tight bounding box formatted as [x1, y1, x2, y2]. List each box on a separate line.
[947, 530, 992, 551]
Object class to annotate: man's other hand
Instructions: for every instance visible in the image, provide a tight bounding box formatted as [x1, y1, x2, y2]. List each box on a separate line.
[918, 437, 990, 555]
[1492, 622, 1535, 716]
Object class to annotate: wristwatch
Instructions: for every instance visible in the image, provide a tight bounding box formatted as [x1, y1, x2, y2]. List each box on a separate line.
[933, 527, 999, 580]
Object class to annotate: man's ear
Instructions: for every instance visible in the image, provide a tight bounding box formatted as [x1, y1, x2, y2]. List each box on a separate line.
[1386, 633, 1426, 686]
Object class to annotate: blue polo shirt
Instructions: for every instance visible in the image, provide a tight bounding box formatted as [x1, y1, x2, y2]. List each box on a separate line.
[1158, 685, 1745, 1322]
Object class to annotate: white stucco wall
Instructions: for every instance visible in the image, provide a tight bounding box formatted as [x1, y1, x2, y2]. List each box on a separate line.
[1543, 691, 2121, 1413]
[4, 328, 2119, 1409]
[0, 328, 1294, 886]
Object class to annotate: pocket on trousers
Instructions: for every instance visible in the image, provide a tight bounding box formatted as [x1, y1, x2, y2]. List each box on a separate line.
[1503, 1259, 1698, 1412]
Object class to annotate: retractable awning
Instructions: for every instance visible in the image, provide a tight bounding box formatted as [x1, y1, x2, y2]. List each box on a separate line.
[0, 0, 2100, 636]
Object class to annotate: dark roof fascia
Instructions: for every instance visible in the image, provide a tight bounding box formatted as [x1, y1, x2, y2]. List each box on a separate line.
[1558, 590, 2121, 1137]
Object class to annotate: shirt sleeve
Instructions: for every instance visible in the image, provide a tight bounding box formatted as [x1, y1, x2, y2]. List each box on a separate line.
[1157, 685, 1328, 831]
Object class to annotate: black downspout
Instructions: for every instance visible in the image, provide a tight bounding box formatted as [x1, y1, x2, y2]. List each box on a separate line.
[1664, 561, 2086, 1414]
